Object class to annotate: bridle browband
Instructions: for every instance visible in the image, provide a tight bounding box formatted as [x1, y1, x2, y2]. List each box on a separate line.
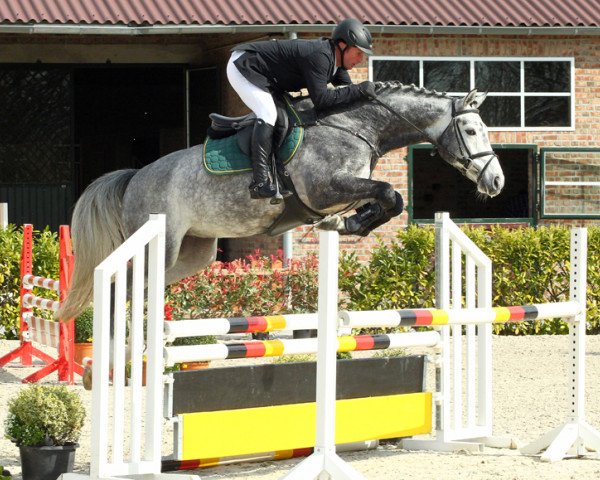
[371, 96, 498, 183]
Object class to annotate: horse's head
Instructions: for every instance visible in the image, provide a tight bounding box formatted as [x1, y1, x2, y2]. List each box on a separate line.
[436, 90, 504, 197]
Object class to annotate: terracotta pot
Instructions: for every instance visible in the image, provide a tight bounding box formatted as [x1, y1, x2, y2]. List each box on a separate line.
[73, 342, 93, 365]
[180, 361, 210, 371]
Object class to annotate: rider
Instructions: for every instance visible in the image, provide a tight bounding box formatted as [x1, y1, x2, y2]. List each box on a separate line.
[227, 18, 377, 199]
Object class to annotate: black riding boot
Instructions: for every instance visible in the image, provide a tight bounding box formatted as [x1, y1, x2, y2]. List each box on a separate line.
[249, 120, 277, 199]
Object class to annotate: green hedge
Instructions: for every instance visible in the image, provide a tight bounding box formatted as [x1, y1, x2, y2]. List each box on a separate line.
[2, 225, 598, 339]
[0, 225, 59, 340]
[340, 225, 600, 335]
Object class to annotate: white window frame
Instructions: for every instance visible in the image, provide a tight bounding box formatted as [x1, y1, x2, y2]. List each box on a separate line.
[369, 56, 575, 132]
[540, 147, 600, 219]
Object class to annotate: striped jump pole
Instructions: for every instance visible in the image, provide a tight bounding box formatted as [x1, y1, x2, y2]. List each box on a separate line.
[164, 313, 320, 341]
[161, 440, 378, 472]
[340, 302, 582, 328]
[164, 331, 441, 365]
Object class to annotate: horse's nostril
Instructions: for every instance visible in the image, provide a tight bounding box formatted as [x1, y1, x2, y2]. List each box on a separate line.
[493, 176, 502, 191]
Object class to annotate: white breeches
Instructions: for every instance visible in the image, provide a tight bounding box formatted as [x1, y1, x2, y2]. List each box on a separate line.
[227, 51, 278, 126]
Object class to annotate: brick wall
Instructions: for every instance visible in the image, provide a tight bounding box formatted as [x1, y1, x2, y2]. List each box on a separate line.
[2, 31, 598, 261]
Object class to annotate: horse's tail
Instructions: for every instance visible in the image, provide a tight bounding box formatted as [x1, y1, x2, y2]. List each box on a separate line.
[56, 169, 137, 322]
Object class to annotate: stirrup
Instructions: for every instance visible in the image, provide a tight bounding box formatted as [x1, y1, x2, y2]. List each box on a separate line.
[249, 182, 276, 199]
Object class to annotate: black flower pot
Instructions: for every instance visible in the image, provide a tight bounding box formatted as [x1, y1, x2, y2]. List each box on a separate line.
[19, 444, 78, 480]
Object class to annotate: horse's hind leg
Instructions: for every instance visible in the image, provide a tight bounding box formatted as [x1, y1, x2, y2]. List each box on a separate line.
[165, 235, 218, 287]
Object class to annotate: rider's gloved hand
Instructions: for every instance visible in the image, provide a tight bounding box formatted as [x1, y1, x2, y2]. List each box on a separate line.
[359, 81, 377, 100]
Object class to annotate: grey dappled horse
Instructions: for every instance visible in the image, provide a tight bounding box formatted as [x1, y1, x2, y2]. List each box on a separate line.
[57, 82, 503, 322]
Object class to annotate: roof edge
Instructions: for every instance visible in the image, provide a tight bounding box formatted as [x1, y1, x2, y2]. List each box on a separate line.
[0, 23, 599, 36]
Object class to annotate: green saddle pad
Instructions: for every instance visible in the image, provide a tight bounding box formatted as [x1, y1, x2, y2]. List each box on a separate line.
[203, 106, 304, 175]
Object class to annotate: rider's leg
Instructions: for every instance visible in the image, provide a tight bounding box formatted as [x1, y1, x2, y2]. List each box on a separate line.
[249, 119, 277, 198]
[227, 53, 278, 198]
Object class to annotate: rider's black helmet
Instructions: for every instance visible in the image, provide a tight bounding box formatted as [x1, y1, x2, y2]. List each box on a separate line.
[332, 18, 373, 55]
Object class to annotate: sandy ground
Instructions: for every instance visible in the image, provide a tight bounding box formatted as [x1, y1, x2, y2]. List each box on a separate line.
[2, 335, 600, 480]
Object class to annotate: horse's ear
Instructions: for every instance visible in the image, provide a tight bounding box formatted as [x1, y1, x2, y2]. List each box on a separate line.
[457, 89, 488, 111]
[471, 91, 488, 108]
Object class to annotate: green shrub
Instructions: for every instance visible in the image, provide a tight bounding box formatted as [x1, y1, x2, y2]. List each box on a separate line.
[0, 226, 59, 340]
[4, 385, 85, 446]
[339, 225, 436, 312]
[339, 225, 600, 335]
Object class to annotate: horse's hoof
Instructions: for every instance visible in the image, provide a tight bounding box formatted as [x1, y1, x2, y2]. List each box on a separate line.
[82, 365, 93, 390]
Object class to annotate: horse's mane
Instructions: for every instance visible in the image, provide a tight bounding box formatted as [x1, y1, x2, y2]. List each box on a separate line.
[290, 80, 450, 114]
[373, 80, 449, 99]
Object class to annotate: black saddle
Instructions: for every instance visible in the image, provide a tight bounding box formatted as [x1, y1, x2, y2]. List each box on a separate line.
[206, 97, 290, 157]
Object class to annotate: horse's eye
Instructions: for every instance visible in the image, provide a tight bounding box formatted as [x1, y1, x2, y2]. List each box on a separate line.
[465, 128, 476, 135]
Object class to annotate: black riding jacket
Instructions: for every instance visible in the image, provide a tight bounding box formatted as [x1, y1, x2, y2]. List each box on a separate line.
[232, 38, 363, 111]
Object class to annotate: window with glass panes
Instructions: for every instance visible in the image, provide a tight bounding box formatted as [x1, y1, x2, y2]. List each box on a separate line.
[371, 57, 574, 130]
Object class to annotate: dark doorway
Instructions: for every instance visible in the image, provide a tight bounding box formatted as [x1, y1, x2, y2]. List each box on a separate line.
[411, 146, 533, 221]
[73, 66, 186, 196]
[187, 67, 220, 148]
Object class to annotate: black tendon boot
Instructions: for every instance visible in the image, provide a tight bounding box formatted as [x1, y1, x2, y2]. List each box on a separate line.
[249, 120, 277, 199]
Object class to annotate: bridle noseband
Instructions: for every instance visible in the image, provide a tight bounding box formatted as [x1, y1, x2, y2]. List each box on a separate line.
[372, 96, 498, 183]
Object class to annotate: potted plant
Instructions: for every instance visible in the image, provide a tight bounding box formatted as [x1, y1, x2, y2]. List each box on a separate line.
[4, 385, 85, 480]
[74, 307, 94, 365]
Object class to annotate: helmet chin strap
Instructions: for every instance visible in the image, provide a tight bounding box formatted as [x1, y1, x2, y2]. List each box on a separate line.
[337, 43, 348, 69]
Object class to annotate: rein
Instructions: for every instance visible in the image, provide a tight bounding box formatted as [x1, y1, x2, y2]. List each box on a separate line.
[298, 117, 381, 167]
[371, 96, 497, 182]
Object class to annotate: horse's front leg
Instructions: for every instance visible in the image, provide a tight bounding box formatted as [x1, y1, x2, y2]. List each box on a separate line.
[319, 173, 403, 236]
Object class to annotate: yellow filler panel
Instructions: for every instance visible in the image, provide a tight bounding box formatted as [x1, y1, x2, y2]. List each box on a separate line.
[180, 392, 431, 460]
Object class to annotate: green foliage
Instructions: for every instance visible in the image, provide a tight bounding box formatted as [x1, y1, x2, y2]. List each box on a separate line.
[463, 225, 571, 334]
[339, 225, 436, 312]
[585, 227, 600, 335]
[166, 226, 599, 337]
[372, 348, 407, 357]
[272, 352, 353, 363]
[340, 224, 600, 335]
[74, 307, 94, 343]
[4, 385, 85, 447]
[0, 226, 60, 340]
[0, 466, 11, 480]
[272, 354, 317, 363]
